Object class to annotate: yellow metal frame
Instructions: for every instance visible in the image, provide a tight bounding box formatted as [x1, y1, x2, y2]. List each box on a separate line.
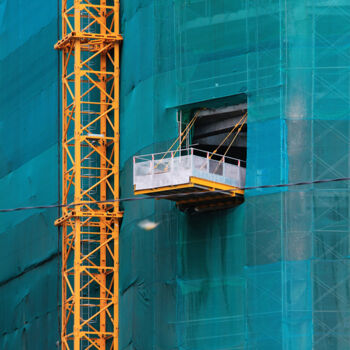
[191, 177, 244, 195]
[55, 1, 122, 349]
[134, 176, 244, 197]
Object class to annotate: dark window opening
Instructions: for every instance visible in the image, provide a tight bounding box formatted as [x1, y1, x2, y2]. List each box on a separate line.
[178, 95, 247, 167]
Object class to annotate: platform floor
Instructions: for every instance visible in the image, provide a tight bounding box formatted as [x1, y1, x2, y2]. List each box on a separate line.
[134, 176, 244, 212]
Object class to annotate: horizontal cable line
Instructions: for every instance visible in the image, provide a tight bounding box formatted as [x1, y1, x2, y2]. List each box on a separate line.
[0, 176, 350, 213]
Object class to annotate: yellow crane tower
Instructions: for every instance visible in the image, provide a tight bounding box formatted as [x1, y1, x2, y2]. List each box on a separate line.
[55, 1, 123, 349]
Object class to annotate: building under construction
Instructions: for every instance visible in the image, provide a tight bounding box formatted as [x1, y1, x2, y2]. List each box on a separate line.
[1, 0, 350, 349]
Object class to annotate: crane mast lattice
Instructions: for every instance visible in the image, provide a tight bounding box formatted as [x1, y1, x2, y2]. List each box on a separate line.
[55, 1, 123, 349]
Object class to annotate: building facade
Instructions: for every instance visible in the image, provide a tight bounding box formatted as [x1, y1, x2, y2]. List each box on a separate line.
[0, 0, 349, 349]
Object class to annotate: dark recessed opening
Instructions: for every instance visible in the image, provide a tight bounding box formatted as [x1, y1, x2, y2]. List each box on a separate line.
[178, 94, 247, 166]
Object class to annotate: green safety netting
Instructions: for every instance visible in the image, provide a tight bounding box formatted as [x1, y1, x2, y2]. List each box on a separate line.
[1, 0, 350, 349]
[120, 1, 350, 349]
[0, 0, 60, 348]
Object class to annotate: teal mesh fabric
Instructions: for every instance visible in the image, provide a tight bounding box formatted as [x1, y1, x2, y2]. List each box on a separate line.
[119, 1, 350, 349]
[1, 0, 350, 349]
[0, 0, 60, 348]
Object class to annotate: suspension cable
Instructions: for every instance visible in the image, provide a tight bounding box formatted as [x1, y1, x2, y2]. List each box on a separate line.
[154, 109, 203, 169]
[209, 112, 247, 159]
[222, 114, 247, 160]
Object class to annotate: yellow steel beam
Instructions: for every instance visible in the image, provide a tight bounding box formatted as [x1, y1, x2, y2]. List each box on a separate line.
[56, 1, 122, 349]
[175, 194, 237, 205]
[134, 183, 195, 196]
[134, 177, 244, 197]
[189, 177, 245, 195]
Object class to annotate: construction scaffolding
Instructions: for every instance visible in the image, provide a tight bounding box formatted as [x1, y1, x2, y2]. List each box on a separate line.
[55, 1, 122, 349]
[2, 0, 350, 349]
[118, 1, 350, 349]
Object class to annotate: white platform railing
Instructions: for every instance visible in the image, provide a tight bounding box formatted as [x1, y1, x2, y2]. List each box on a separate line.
[133, 148, 246, 192]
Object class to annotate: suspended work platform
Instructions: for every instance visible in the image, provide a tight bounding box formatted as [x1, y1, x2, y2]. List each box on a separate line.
[134, 148, 246, 212]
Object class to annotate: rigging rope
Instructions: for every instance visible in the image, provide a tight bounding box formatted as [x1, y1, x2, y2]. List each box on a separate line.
[222, 114, 247, 159]
[212, 114, 247, 174]
[154, 109, 203, 169]
[209, 112, 247, 159]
